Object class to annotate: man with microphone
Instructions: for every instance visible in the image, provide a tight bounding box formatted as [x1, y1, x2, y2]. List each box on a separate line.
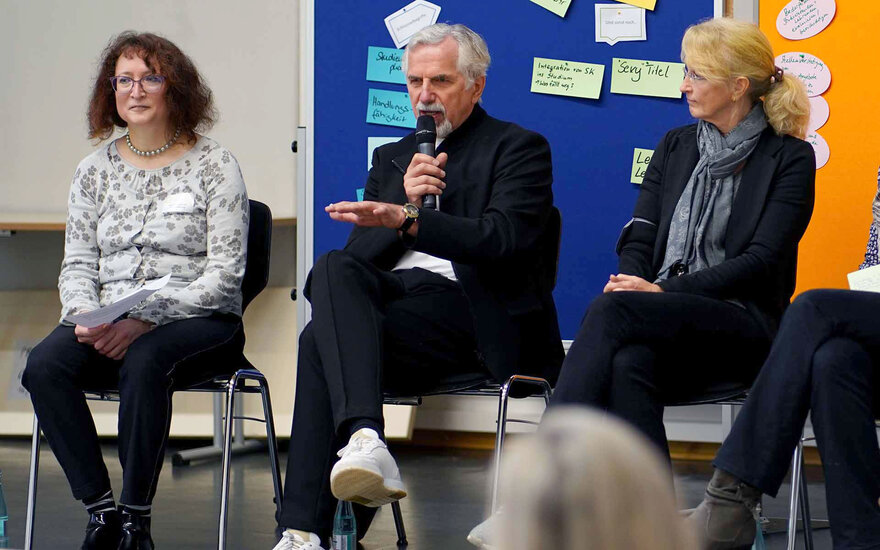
[272, 23, 563, 550]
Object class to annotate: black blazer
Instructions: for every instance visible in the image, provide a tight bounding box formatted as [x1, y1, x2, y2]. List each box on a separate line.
[617, 123, 816, 336]
[344, 105, 564, 384]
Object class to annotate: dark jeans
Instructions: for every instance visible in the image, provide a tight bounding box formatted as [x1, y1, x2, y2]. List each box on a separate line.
[552, 291, 771, 456]
[279, 250, 485, 539]
[22, 315, 243, 506]
[715, 289, 880, 549]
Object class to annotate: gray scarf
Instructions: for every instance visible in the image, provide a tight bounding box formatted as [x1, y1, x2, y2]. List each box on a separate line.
[657, 104, 768, 281]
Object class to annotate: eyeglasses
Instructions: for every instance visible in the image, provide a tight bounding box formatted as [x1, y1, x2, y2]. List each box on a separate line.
[110, 74, 166, 93]
[681, 67, 707, 83]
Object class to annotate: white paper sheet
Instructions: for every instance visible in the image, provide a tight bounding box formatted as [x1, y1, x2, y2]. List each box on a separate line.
[595, 4, 646, 46]
[848, 264, 880, 293]
[805, 131, 830, 170]
[384, 0, 441, 49]
[776, 0, 836, 41]
[807, 96, 829, 133]
[64, 274, 172, 328]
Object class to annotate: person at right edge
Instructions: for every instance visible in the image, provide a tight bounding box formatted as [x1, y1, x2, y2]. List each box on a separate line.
[687, 175, 880, 549]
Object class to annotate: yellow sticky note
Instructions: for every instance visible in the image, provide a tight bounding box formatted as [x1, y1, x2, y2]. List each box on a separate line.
[631, 148, 654, 184]
[611, 58, 684, 99]
[613, 0, 656, 10]
[531, 57, 605, 100]
[530, 0, 573, 18]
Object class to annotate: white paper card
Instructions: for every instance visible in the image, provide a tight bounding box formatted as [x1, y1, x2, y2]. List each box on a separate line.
[775, 52, 831, 97]
[805, 131, 830, 170]
[848, 264, 880, 293]
[64, 274, 172, 328]
[163, 193, 195, 214]
[595, 4, 646, 46]
[808, 96, 829, 133]
[777, 0, 836, 41]
[384, 0, 441, 49]
[8, 340, 37, 400]
[368, 137, 401, 170]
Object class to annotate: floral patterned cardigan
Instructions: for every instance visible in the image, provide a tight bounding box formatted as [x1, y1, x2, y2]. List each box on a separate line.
[59, 136, 249, 326]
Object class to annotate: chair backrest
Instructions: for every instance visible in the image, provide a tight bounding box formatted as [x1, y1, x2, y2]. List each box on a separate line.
[241, 200, 272, 312]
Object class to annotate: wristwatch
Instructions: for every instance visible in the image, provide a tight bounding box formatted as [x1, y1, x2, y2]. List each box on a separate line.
[398, 203, 420, 232]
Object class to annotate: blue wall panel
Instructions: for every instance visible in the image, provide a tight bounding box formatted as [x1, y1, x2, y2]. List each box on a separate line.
[314, 1, 714, 339]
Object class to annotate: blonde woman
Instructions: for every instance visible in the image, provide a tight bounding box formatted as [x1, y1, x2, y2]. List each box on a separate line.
[496, 407, 697, 550]
[549, 18, 814, 463]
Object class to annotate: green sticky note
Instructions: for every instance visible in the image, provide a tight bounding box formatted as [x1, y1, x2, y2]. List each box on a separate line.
[611, 58, 684, 99]
[366, 46, 405, 85]
[366, 88, 415, 129]
[631, 148, 654, 185]
[530, 0, 573, 17]
[531, 57, 605, 100]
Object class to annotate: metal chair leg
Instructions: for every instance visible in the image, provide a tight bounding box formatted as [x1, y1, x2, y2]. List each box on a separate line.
[173, 390, 265, 466]
[787, 438, 805, 550]
[489, 375, 553, 514]
[258, 376, 284, 522]
[24, 414, 41, 550]
[798, 455, 814, 550]
[489, 378, 512, 514]
[391, 500, 408, 546]
[217, 374, 239, 550]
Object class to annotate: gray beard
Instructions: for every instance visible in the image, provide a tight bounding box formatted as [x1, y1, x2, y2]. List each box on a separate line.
[436, 118, 453, 139]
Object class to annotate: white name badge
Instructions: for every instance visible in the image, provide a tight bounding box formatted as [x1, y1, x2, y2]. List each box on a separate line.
[163, 193, 195, 214]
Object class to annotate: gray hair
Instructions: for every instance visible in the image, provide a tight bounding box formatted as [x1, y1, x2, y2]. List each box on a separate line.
[401, 23, 491, 89]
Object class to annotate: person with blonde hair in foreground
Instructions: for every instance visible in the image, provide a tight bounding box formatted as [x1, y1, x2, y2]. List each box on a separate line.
[494, 407, 697, 550]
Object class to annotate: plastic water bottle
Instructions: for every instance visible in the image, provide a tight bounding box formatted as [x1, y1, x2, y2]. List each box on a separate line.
[0, 470, 9, 548]
[751, 503, 766, 550]
[331, 499, 356, 550]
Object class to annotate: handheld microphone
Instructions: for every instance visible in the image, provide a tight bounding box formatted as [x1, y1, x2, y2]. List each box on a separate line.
[415, 115, 439, 210]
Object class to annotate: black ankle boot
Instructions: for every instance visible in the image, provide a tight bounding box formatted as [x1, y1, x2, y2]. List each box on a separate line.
[118, 513, 154, 550]
[687, 468, 762, 550]
[82, 509, 122, 550]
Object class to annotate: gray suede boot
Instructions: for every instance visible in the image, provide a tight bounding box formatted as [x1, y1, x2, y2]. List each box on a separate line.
[687, 468, 762, 550]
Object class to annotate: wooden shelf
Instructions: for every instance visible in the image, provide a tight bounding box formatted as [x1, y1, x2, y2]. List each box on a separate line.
[0, 213, 296, 232]
[0, 212, 66, 231]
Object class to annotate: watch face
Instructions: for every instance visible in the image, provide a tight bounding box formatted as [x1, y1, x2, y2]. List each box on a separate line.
[403, 203, 419, 218]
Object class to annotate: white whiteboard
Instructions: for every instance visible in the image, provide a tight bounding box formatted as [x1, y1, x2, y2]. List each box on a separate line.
[0, 0, 299, 218]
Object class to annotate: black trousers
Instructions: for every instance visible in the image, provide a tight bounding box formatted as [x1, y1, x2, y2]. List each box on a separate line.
[715, 289, 880, 549]
[279, 250, 485, 537]
[22, 315, 243, 506]
[551, 291, 772, 456]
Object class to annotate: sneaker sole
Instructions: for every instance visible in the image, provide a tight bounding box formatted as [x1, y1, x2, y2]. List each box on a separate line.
[466, 532, 496, 550]
[330, 466, 407, 507]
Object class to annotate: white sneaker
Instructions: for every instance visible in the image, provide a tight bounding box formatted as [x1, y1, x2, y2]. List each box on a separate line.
[330, 428, 407, 507]
[467, 511, 499, 549]
[271, 530, 325, 550]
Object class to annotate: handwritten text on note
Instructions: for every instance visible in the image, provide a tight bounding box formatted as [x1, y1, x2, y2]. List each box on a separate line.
[776, 0, 835, 40]
[367, 46, 406, 85]
[631, 148, 654, 185]
[531, 57, 605, 100]
[775, 52, 831, 97]
[610, 57, 684, 99]
[366, 88, 415, 129]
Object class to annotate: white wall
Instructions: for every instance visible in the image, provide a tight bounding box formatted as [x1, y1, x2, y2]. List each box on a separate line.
[0, 0, 302, 437]
[0, 0, 298, 218]
[731, 0, 760, 22]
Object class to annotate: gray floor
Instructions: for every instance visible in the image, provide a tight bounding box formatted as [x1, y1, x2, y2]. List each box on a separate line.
[0, 438, 833, 549]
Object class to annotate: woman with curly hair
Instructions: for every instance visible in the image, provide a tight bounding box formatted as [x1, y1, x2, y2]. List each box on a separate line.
[23, 31, 249, 549]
